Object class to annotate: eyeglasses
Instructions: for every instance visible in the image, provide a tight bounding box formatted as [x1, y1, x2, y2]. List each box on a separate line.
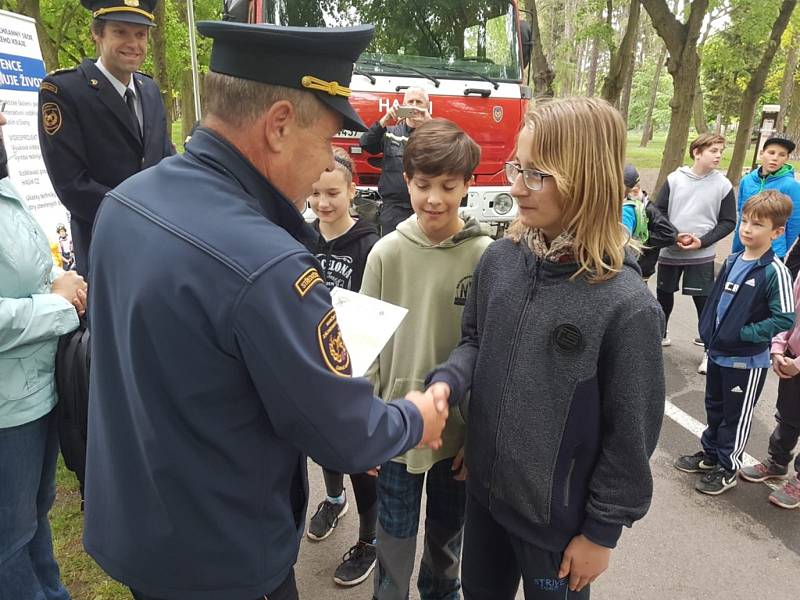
[504, 162, 552, 191]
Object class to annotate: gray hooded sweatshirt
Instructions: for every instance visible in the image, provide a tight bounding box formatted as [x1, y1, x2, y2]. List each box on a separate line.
[655, 166, 736, 265]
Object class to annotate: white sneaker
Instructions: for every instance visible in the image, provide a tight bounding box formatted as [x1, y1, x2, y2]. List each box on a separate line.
[661, 332, 671, 347]
[698, 353, 708, 375]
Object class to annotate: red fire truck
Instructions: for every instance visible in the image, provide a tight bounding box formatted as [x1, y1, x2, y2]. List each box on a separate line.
[227, 0, 532, 228]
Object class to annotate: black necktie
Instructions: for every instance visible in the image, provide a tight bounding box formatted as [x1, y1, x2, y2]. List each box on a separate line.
[124, 88, 141, 139]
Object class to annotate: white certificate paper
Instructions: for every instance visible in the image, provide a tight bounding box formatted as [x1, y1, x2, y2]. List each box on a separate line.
[330, 288, 408, 377]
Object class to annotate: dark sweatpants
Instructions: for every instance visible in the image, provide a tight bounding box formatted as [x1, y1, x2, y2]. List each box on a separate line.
[461, 494, 590, 600]
[768, 373, 800, 471]
[701, 361, 768, 471]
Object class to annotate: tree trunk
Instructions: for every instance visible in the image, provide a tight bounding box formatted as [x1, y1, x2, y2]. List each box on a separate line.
[787, 70, 800, 141]
[17, 0, 58, 70]
[176, 0, 197, 141]
[640, 43, 667, 147]
[641, 0, 710, 190]
[726, 0, 798, 186]
[601, 0, 642, 106]
[620, 44, 637, 121]
[528, 0, 556, 97]
[692, 74, 709, 133]
[586, 37, 601, 96]
[776, 30, 799, 132]
[150, 0, 173, 128]
[574, 40, 587, 94]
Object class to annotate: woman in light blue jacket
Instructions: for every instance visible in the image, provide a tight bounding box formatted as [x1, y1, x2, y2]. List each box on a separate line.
[0, 111, 86, 599]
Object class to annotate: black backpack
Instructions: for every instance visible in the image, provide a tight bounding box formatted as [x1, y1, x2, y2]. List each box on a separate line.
[643, 201, 678, 249]
[55, 317, 90, 497]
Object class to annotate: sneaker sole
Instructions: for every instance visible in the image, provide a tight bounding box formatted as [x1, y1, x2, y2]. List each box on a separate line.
[674, 460, 715, 474]
[693, 339, 704, 347]
[306, 501, 349, 541]
[739, 471, 789, 483]
[696, 478, 737, 496]
[661, 339, 672, 347]
[333, 559, 376, 587]
[768, 494, 800, 509]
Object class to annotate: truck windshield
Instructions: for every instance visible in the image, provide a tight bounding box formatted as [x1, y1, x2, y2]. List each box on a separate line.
[280, 1, 522, 83]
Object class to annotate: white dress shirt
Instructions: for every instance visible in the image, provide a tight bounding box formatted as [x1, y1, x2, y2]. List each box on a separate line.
[96, 58, 143, 132]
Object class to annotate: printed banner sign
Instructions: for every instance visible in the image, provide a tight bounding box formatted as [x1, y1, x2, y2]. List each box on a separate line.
[0, 10, 70, 249]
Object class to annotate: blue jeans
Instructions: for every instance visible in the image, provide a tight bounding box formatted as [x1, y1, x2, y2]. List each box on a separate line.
[0, 412, 70, 600]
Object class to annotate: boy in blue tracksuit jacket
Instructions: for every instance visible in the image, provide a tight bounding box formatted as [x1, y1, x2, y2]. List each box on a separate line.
[675, 190, 796, 496]
[732, 134, 800, 258]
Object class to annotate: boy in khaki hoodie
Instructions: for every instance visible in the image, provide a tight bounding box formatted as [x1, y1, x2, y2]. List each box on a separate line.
[361, 119, 492, 600]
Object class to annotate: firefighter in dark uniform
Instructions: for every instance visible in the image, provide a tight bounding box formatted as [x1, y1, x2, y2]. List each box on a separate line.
[38, 0, 174, 276]
[82, 21, 449, 600]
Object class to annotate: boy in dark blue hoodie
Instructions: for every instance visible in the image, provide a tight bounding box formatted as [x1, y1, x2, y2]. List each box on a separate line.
[676, 190, 796, 495]
[732, 134, 800, 258]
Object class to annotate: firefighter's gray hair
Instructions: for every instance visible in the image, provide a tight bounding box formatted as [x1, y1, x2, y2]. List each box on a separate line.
[403, 86, 430, 103]
[203, 71, 325, 129]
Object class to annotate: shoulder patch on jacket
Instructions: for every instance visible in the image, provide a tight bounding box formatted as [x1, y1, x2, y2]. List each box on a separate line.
[294, 267, 323, 297]
[317, 309, 351, 377]
[40, 81, 58, 94]
[41, 102, 62, 136]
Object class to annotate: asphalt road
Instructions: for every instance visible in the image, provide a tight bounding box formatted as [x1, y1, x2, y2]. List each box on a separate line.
[294, 278, 800, 600]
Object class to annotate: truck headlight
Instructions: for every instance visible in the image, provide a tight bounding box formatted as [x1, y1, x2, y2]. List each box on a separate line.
[493, 193, 514, 215]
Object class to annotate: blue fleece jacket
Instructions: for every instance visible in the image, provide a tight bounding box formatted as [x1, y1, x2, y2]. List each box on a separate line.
[732, 165, 800, 257]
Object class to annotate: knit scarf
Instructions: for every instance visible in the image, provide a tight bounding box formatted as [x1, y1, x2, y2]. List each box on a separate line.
[525, 228, 575, 264]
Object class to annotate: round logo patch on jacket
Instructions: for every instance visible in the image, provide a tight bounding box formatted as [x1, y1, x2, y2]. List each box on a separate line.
[551, 323, 584, 354]
[317, 309, 351, 377]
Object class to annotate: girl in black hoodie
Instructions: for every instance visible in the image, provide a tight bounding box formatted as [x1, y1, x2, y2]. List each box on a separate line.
[305, 147, 380, 587]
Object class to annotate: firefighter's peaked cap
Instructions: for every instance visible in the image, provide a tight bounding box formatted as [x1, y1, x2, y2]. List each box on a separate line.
[197, 21, 375, 132]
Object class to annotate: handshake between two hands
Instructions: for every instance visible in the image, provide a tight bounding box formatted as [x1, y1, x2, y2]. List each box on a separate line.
[406, 381, 451, 450]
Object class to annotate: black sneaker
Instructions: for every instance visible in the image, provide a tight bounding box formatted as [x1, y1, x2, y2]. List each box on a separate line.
[693, 337, 704, 347]
[674, 451, 716, 473]
[695, 466, 738, 495]
[306, 497, 348, 541]
[333, 540, 377, 587]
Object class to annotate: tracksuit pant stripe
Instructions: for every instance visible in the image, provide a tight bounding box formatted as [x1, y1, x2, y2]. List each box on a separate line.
[702, 362, 767, 471]
[731, 368, 765, 470]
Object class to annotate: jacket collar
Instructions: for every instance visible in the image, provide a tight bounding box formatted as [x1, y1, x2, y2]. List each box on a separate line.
[728, 247, 776, 268]
[185, 127, 318, 248]
[79, 59, 142, 147]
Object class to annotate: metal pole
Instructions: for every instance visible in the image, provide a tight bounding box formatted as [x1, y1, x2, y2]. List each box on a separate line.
[186, 0, 203, 121]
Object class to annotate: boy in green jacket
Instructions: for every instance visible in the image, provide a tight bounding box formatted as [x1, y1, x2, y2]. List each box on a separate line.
[361, 119, 492, 600]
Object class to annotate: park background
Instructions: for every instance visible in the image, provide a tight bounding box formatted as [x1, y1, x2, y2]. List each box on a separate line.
[3, 0, 799, 596]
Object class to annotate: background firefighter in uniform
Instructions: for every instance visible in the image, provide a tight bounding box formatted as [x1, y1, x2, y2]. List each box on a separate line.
[359, 86, 432, 235]
[38, 0, 174, 277]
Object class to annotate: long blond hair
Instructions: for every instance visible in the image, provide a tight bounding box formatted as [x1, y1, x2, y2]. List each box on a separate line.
[508, 97, 629, 282]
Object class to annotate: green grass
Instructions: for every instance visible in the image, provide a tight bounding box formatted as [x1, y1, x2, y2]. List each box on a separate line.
[51, 459, 129, 599]
[171, 121, 185, 153]
[626, 129, 735, 171]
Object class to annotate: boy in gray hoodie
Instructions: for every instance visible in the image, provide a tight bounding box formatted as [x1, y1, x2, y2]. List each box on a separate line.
[655, 133, 737, 373]
[362, 119, 493, 600]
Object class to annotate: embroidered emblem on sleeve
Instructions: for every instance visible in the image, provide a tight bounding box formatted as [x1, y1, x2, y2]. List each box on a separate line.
[40, 81, 58, 95]
[294, 267, 323, 298]
[317, 309, 351, 377]
[41, 102, 62, 136]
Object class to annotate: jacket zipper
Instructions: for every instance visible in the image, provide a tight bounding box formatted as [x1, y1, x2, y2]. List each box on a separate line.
[487, 256, 542, 510]
[563, 458, 576, 508]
